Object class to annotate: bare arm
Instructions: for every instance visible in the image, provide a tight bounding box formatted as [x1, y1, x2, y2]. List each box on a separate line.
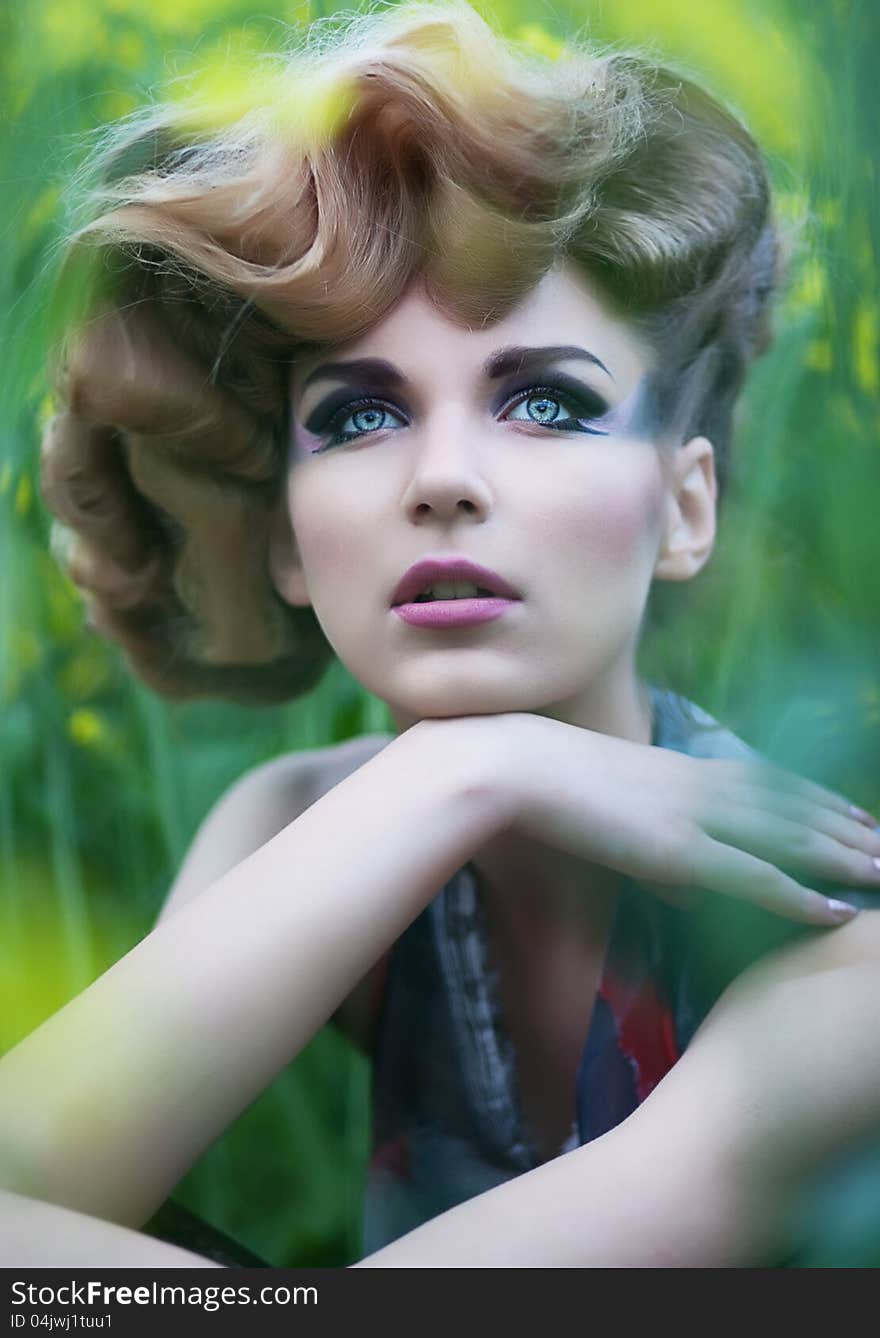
[3, 904, 878, 1268]
[353, 910, 880, 1266]
[0, 715, 512, 1228]
[8, 911, 862, 1271]
[0, 1070, 747, 1268]
[682, 908, 880, 1195]
[1, 1191, 221, 1268]
[0, 978, 772, 1271]
[154, 732, 396, 1051]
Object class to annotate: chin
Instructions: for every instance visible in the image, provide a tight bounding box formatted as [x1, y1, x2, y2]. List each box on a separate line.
[387, 681, 554, 722]
[351, 656, 591, 722]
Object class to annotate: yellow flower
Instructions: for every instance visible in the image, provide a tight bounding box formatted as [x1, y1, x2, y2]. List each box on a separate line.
[581, 0, 809, 158]
[67, 708, 109, 749]
[168, 41, 357, 150]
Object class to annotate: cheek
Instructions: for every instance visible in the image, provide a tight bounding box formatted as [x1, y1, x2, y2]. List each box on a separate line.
[286, 433, 355, 577]
[583, 488, 661, 563]
[287, 480, 346, 581]
[548, 452, 666, 568]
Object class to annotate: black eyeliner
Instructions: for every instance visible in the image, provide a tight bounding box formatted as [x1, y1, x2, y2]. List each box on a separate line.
[493, 371, 610, 419]
[303, 367, 611, 431]
[303, 387, 408, 436]
[303, 371, 616, 449]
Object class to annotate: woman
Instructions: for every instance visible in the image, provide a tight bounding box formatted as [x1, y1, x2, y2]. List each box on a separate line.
[3, 0, 879, 1266]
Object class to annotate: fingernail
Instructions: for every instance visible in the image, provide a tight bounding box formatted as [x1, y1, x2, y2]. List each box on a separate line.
[827, 898, 860, 923]
[850, 804, 879, 828]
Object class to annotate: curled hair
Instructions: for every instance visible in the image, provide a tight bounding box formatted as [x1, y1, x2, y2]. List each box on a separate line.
[41, 0, 781, 703]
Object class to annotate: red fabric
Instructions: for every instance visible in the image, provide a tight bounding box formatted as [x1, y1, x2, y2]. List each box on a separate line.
[599, 968, 681, 1101]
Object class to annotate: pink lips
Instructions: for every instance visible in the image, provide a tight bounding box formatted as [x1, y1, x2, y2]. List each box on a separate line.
[394, 597, 515, 628]
[390, 557, 521, 630]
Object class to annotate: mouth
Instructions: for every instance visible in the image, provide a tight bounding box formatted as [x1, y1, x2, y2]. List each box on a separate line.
[391, 558, 521, 608]
[392, 593, 517, 629]
[410, 582, 498, 603]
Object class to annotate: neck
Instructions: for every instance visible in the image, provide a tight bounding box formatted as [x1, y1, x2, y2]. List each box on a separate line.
[529, 665, 654, 740]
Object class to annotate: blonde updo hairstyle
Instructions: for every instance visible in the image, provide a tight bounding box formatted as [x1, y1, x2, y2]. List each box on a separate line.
[41, 0, 780, 704]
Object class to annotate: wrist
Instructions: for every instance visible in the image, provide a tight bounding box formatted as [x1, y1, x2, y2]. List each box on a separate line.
[397, 712, 527, 836]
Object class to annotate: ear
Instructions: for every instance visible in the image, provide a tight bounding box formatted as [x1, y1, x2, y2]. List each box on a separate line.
[267, 496, 311, 608]
[653, 436, 717, 582]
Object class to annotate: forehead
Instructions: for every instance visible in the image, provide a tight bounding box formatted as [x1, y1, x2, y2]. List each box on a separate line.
[290, 260, 651, 397]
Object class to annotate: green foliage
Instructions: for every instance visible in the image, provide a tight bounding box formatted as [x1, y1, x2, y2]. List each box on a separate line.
[1, 0, 878, 1266]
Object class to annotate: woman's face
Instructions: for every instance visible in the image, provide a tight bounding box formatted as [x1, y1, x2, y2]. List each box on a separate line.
[277, 260, 709, 731]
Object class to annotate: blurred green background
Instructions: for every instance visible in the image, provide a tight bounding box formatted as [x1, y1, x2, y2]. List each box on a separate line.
[1, 0, 878, 1266]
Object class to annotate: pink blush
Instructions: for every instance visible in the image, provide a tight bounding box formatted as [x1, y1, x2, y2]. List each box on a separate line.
[589, 490, 660, 560]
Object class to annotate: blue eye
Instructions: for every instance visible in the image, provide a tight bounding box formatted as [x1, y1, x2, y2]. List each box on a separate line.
[309, 380, 610, 452]
[311, 398, 406, 452]
[502, 385, 610, 436]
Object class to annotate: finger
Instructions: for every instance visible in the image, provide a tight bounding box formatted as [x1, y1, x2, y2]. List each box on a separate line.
[735, 760, 874, 827]
[847, 803, 880, 829]
[704, 804, 880, 889]
[691, 834, 861, 926]
[720, 789, 880, 858]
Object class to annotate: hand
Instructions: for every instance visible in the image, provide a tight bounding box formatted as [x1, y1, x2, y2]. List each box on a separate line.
[494, 712, 880, 926]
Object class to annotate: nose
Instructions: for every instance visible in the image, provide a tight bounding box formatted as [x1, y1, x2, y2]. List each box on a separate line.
[400, 417, 493, 524]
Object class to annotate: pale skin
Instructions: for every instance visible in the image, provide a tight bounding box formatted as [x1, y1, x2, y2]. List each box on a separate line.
[2, 262, 880, 1267]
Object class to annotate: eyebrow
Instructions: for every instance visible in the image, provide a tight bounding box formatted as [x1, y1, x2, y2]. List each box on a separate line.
[297, 344, 614, 396]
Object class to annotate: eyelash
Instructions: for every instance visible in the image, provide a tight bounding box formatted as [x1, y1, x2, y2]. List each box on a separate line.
[309, 382, 611, 453]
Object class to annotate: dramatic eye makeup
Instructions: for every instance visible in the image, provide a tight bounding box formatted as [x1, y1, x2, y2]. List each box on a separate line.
[294, 345, 622, 455]
[303, 377, 613, 453]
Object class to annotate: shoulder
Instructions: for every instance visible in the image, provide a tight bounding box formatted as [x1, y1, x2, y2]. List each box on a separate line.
[232, 731, 397, 814]
[158, 732, 396, 918]
[649, 684, 762, 762]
